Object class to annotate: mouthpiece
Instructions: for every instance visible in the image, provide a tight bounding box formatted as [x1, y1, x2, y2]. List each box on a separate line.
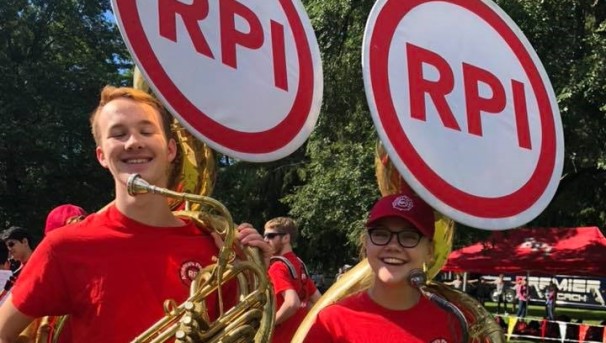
[127, 174, 150, 196]
[408, 268, 427, 288]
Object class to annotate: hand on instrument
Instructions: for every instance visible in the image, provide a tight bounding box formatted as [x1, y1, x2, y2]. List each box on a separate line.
[237, 223, 274, 268]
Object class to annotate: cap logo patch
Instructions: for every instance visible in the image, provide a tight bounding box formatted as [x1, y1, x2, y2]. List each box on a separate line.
[393, 195, 414, 211]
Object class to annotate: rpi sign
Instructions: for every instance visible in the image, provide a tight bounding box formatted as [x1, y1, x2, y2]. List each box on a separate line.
[363, 0, 564, 229]
[111, 0, 323, 162]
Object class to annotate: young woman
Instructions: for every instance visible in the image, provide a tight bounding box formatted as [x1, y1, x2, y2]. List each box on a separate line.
[304, 192, 462, 342]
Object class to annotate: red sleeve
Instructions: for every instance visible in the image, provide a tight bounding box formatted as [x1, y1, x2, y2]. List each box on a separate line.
[306, 277, 318, 297]
[11, 237, 71, 317]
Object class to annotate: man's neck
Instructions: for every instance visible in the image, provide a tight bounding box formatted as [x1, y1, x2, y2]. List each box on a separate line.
[277, 245, 293, 256]
[21, 253, 31, 265]
[115, 191, 183, 228]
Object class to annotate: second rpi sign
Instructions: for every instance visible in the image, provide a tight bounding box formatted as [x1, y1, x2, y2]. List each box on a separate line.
[363, 0, 564, 230]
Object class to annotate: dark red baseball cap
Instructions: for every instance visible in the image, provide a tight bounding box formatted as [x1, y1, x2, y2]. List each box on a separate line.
[365, 191, 435, 238]
[44, 204, 87, 234]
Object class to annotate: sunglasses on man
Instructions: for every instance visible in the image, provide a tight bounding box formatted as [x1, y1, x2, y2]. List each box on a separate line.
[263, 232, 287, 240]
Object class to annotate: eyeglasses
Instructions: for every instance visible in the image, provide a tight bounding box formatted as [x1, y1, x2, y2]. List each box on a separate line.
[6, 241, 16, 248]
[263, 232, 287, 240]
[367, 228, 422, 248]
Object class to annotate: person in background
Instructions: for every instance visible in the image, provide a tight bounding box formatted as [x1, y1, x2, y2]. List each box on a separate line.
[0, 227, 35, 294]
[304, 191, 462, 342]
[1, 227, 34, 268]
[264, 217, 321, 343]
[43, 204, 88, 236]
[0, 226, 37, 313]
[493, 274, 507, 314]
[0, 86, 271, 343]
[515, 277, 529, 318]
[445, 274, 464, 290]
[544, 281, 557, 320]
[39, 204, 89, 342]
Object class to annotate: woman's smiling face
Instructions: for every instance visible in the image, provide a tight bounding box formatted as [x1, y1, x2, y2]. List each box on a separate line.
[366, 216, 434, 287]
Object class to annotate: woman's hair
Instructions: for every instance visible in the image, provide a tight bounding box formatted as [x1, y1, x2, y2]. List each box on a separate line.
[358, 230, 368, 260]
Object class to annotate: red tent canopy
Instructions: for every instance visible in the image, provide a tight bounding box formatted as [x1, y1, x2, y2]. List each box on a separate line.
[443, 227, 606, 277]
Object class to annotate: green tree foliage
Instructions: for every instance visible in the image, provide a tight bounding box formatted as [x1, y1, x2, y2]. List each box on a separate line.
[0, 0, 131, 239]
[283, 0, 379, 270]
[213, 152, 305, 231]
[496, 0, 606, 229]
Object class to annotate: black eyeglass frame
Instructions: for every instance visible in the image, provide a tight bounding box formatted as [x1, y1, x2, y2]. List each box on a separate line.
[366, 227, 423, 248]
[263, 232, 287, 240]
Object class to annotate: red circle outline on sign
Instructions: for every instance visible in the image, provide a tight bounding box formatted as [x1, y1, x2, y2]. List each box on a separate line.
[368, 0, 557, 218]
[116, 0, 314, 154]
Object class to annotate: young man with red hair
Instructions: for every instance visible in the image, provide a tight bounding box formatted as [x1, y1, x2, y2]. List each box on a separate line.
[0, 86, 270, 343]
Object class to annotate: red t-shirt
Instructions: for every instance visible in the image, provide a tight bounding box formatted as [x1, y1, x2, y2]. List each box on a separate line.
[268, 252, 317, 343]
[11, 205, 233, 343]
[304, 291, 462, 343]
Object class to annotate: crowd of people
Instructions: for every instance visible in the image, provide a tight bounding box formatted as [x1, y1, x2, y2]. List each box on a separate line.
[442, 272, 572, 326]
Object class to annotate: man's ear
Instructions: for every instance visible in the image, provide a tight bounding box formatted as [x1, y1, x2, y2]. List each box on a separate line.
[96, 146, 109, 168]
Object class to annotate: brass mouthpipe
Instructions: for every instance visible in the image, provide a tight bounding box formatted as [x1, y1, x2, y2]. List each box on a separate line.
[127, 173, 236, 286]
[126, 174, 274, 343]
[127, 174, 234, 228]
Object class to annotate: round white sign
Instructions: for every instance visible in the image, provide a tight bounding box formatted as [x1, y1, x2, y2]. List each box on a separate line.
[363, 0, 564, 229]
[112, 0, 323, 162]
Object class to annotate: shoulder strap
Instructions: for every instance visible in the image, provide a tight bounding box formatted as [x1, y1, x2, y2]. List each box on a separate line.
[297, 257, 310, 279]
[270, 256, 297, 279]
